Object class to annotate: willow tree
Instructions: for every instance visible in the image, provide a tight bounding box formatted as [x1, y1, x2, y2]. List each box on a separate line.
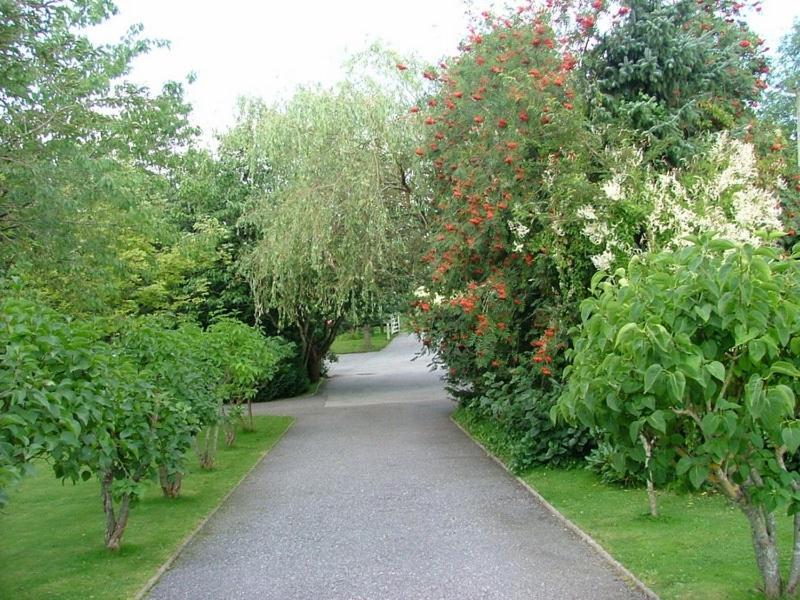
[238, 77, 426, 381]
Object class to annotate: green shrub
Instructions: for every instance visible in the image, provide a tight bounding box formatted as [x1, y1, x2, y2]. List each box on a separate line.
[255, 339, 309, 401]
[559, 235, 800, 598]
[465, 370, 593, 473]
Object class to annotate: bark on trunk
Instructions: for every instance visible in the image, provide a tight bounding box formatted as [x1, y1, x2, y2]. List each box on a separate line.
[646, 478, 658, 519]
[307, 349, 323, 383]
[640, 435, 658, 517]
[363, 324, 372, 350]
[195, 424, 219, 470]
[158, 465, 182, 499]
[787, 510, 800, 595]
[745, 504, 783, 599]
[101, 471, 132, 551]
[224, 421, 237, 447]
[246, 399, 254, 431]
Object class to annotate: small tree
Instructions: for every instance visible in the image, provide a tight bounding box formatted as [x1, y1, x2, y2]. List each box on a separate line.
[559, 235, 800, 598]
[0, 286, 199, 549]
[115, 316, 220, 497]
[204, 319, 283, 446]
[0, 288, 108, 507]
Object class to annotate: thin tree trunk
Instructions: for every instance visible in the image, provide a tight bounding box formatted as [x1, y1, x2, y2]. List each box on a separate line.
[363, 324, 372, 350]
[640, 434, 658, 517]
[195, 424, 219, 470]
[101, 471, 132, 551]
[787, 488, 800, 594]
[224, 420, 237, 446]
[745, 504, 783, 599]
[158, 465, 182, 498]
[247, 398, 254, 431]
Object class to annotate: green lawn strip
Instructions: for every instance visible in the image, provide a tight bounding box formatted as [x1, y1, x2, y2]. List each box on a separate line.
[0, 415, 293, 600]
[330, 327, 391, 354]
[452, 406, 792, 600]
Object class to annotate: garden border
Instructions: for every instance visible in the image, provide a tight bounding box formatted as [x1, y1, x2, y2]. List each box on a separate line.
[132, 419, 295, 600]
[451, 415, 660, 600]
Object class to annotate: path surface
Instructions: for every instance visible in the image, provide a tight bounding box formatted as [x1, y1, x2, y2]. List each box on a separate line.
[148, 335, 645, 600]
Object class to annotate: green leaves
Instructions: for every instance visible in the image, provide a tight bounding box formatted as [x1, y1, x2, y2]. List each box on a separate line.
[706, 361, 725, 382]
[782, 424, 800, 454]
[644, 364, 662, 392]
[666, 371, 686, 403]
[770, 362, 800, 378]
[560, 234, 800, 520]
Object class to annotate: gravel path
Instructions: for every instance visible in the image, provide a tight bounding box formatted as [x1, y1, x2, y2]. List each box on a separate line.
[147, 334, 646, 600]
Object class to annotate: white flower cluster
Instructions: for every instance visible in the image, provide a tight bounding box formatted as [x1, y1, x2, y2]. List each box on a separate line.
[413, 286, 445, 305]
[578, 133, 783, 270]
[507, 219, 531, 252]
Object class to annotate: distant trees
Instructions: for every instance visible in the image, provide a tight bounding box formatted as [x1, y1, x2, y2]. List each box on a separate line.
[0, 0, 300, 552]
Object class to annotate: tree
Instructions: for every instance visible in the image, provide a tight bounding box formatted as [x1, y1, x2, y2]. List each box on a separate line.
[0, 285, 108, 508]
[585, 0, 769, 167]
[238, 81, 425, 381]
[115, 316, 221, 497]
[0, 283, 201, 549]
[0, 0, 197, 314]
[559, 236, 800, 598]
[763, 18, 800, 167]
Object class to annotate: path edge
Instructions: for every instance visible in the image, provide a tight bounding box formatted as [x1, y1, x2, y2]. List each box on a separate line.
[450, 415, 660, 600]
[132, 418, 295, 600]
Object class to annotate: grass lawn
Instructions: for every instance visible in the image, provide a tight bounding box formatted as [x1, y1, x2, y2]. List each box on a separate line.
[0, 415, 293, 600]
[330, 326, 392, 354]
[453, 406, 792, 600]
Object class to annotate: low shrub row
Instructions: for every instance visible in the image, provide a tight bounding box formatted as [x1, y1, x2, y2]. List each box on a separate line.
[0, 280, 299, 550]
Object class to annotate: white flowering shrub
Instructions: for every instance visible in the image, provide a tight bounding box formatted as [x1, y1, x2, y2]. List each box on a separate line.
[579, 133, 784, 270]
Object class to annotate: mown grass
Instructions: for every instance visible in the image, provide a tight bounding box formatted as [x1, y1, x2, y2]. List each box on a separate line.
[0, 415, 293, 600]
[453, 406, 793, 600]
[330, 326, 391, 354]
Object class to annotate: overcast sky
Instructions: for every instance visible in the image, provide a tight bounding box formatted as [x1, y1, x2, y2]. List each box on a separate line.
[92, 1, 800, 144]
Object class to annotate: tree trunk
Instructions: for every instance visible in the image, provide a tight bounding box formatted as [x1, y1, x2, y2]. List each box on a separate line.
[640, 434, 658, 517]
[158, 465, 182, 499]
[363, 324, 372, 350]
[195, 424, 219, 470]
[101, 471, 132, 551]
[745, 504, 783, 599]
[246, 399, 254, 431]
[307, 347, 323, 383]
[646, 478, 658, 519]
[787, 510, 800, 595]
[224, 420, 237, 447]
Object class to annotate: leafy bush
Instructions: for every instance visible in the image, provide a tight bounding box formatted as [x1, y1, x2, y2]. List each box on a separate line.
[255, 339, 309, 402]
[0, 289, 108, 508]
[466, 370, 593, 472]
[559, 235, 800, 598]
[0, 286, 203, 549]
[585, 441, 646, 488]
[204, 319, 288, 449]
[114, 316, 221, 497]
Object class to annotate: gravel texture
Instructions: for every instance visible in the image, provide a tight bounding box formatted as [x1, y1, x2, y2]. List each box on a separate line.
[147, 335, 646, 600]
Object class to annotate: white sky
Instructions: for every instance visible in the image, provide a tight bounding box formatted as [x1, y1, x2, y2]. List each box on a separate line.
[92, 0, 800, 144]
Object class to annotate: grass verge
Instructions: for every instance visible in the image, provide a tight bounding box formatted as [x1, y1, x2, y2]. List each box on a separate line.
[330, 326, 391, 354]
[453, 406, 792, 600]
[0, 415, 293, 600]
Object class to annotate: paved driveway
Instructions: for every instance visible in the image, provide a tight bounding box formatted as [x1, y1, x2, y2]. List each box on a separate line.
[147, 335, 645, 600]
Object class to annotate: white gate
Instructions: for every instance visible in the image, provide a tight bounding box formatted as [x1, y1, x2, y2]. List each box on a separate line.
[385, 314, 400, 339]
